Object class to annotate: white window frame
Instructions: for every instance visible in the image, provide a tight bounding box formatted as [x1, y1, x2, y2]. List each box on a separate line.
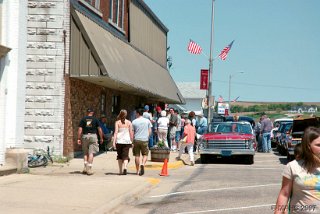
[109, 0, 125, 31]
[95, 0, 100, 10]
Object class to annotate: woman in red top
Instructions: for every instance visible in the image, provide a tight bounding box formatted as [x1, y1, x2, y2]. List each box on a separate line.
[176, 119, 196, 166]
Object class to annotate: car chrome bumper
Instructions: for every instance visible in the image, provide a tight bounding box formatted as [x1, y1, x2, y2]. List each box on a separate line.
[199, 149, 255, 156]
[288, 148, 294, 156]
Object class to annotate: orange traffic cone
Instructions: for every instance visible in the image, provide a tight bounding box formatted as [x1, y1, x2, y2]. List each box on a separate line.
[160, 158, 169, 176]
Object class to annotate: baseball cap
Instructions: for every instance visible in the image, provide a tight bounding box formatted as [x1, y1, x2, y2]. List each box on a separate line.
[144, 105, 149, 111]
[87, 108, 94, 113]
[156, 106, 161, 112]
[101, 113, 106, 118]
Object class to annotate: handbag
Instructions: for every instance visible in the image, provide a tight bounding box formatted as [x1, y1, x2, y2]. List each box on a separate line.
[181, 136, 187, 143]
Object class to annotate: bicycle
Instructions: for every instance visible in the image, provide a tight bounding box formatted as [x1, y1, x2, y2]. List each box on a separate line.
[28, 146, 53, 168]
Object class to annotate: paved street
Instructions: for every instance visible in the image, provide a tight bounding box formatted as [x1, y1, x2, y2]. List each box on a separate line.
[0, 151, 182, 214]
[114, 149, 288, 214]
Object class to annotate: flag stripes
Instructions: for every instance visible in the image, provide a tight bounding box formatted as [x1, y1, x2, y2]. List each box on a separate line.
[219, 40, 234, 60]
[187, 40, 202, 54]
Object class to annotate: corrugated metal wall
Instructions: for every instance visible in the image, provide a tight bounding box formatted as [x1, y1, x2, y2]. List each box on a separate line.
[70, 17, 100, 77]
[129, 3, 167, 68]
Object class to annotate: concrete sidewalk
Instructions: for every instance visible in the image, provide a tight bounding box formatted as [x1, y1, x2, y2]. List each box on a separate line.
[0, 150, 187, 214]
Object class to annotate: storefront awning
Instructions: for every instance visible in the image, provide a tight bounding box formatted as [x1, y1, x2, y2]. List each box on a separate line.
[0, 45, 11, 58]
[71, 10, 185, 104]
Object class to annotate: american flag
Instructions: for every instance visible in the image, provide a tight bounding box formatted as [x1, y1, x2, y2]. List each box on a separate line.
[218, 95, 224, 103]
[187, 40, 202, 54]
[232, 96, 240, 102]
[219, 40, 234, 60]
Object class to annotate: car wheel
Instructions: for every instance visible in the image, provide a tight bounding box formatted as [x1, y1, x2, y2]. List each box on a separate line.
[200, 154, 209, 164]
[247, 155, 254, 165]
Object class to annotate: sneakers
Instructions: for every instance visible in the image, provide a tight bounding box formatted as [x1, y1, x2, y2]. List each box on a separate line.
[123, 169, 127, 175]
[139, 165, 144, 176]
[87, 166, 94, 175]
[82, 164, 87, 174]
[190, 161, 195, 166]
[175, 156, 181, 161]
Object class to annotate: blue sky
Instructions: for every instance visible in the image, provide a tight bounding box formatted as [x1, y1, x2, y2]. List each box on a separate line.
[144, 0, 320, 102]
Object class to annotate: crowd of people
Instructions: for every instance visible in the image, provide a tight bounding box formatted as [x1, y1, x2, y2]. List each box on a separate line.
[77, 106, 207, 176]
[77, 107, 320, 211]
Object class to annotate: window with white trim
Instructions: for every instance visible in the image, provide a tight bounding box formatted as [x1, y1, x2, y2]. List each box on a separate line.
[95, 0, 100, 9]
[109, 0, 125, 30]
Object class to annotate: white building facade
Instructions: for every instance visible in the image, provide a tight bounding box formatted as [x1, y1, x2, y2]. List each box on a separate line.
[0, 0, 27, 165]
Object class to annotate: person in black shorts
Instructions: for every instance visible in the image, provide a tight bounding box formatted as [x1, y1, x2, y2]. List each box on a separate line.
[77, 108, 103, 175]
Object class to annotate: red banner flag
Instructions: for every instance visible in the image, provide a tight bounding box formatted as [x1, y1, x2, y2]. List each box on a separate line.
[200, 69, 208, 90]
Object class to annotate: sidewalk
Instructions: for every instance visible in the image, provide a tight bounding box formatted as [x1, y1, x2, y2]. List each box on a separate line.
[0, 150, 187, 214]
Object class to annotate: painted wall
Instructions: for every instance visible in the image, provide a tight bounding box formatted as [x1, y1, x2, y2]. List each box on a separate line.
[0, 0, 27, 165]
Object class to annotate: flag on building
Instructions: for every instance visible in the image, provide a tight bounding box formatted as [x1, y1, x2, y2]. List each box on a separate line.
[187, 40, 202, 54]
[219, 40, 234, 60]
[232, 96, 240, 102]
[218, 95, 224, 103]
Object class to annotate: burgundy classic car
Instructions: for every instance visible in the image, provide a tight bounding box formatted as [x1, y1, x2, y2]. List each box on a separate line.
[199, 121, 256, 164]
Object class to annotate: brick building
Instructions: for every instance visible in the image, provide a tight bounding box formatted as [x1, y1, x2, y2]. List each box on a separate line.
[0, 0, 183, 165]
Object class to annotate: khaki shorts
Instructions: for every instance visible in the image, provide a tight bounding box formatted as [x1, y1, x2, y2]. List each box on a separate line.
[82, 134, 99, 154]
[132, 140, 149, 157]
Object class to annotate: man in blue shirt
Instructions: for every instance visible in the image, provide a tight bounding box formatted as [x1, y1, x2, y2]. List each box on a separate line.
[99, 114, 113, 151]
[132, 108, 152, 176]
[197, 113, 208, 135]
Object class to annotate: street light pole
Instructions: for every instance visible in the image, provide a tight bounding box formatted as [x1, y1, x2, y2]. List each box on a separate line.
[207, 0, 215, 125]
[228, 71, 244, 112]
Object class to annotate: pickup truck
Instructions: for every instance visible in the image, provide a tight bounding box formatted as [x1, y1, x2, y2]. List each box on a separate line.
[199, 121, 256, 164]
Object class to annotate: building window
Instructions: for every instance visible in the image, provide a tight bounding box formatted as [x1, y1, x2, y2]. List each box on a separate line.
[79, 0, 102, 17]
[100, 93, 106, 113]
[109, 0, 124, 30]
[95, 0, 100, 9]
[112, 95, 120, 115]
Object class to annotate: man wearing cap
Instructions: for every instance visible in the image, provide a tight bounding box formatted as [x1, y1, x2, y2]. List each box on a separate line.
[197, 112, 208, 135]
[77, 108, 103, 175]
[143, 105, 154, 148]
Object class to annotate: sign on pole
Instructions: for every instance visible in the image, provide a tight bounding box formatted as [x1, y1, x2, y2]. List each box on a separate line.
[200, 69, 208, 90]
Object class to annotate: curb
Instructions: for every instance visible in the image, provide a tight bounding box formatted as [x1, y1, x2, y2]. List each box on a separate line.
[0, 167, 17, 176]
[92, 178, 155, 214]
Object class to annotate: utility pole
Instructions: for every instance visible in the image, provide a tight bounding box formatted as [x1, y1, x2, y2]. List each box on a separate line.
[228, 71, 244, 112]
[207, 0, 215, 125]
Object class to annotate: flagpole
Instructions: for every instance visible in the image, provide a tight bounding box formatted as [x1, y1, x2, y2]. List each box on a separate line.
[207, 0, 215, 125]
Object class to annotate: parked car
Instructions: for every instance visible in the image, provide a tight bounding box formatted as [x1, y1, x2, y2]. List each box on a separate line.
[275, 122, 293, 155]
[224, 115, 255, 128]
[285, 117, 320, 161]
[199, 121, 256, 164]
[271, 118, 293, 148]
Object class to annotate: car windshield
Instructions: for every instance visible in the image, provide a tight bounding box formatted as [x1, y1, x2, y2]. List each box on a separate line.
[279, 122, 293, 133]
[214, 123, 252, 134]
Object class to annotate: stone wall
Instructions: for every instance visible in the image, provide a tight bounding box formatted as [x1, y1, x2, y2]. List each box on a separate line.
[25, 0, 70, 155]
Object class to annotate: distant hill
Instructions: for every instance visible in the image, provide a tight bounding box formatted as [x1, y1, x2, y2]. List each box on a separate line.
[231, 101, 320, 107]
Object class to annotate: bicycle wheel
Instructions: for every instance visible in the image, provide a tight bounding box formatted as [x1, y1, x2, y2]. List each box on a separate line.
[28, 156, 48, 168]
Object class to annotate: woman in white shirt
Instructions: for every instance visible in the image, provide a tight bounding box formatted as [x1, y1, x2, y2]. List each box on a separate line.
[274, 127, 320, 214]
[157, 110, 170, 148]
[113, 109, 133, 175]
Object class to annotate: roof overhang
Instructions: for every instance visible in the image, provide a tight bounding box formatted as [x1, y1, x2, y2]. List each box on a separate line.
[70, 8, 185, 104]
